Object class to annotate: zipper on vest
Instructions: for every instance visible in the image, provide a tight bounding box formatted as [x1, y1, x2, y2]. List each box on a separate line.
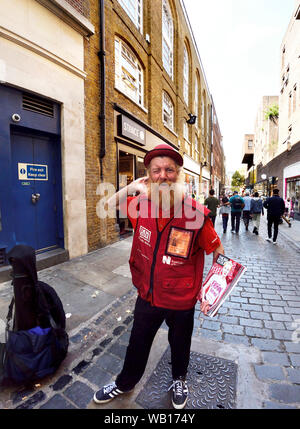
[148, 230, 163, 303]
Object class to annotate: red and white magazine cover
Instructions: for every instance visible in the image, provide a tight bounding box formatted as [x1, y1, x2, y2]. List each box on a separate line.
[198, 254, 247, 317]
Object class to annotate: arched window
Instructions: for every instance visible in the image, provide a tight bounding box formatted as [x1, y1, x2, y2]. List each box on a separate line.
[201, 91, 206, 135]
[183, 45, 189, 105]
[162, 0, 174, 79]
[115, 38, 144, 107]
[118, 0, 143, 33]
[162, 91, 174, 130]
[194, 75, 199, 128]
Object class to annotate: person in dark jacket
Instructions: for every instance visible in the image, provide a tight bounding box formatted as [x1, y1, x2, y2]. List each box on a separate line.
[263, 189, 285, 244]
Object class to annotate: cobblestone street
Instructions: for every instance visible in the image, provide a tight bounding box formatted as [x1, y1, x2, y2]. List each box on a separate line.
[0, 216, 300, 410]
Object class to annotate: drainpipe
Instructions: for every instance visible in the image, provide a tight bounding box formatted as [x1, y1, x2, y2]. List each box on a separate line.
[98, 0, 106, 181]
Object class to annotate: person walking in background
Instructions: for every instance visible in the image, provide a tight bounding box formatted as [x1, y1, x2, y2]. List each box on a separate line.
[250, 192, 264, 235]
[242, 192, 252, 231]
[263, 188, 285, 245]
[204, 189, 220, 227]
[219, 196, 231, 233]
[229, 191, 245, 234]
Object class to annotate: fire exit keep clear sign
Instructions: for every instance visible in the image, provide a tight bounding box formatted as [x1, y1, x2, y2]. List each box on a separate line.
[18, 163, 48, 181]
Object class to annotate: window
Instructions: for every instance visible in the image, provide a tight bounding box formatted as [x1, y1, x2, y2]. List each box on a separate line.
[194, 77, 199, 127]
[115, 38, 144, 107]
[293, 84, 297, 112]
[162, 91, 174, 130]
[183, 122, 189, 141]
[248, 140, 253, 149]
[118, 0, 143, 32]
[289, 91, 292, 117]
[201, 92, 205, 135]
[162, 0, 174, 79]
[183, 45, 189, 105]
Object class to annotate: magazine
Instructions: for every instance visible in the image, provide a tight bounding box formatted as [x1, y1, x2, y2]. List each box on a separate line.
[198, 254, 247, 318]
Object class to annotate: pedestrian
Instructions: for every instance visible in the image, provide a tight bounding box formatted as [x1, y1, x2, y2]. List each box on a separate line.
[93, 143, 224, 409]
[263, 188, 285, 245]
[204, 189, 219, 227]
[229, 191, 245, 234]
[219, 196, 231, 233]
[242, 192, 252, 231]
[250, 192, 264, 235]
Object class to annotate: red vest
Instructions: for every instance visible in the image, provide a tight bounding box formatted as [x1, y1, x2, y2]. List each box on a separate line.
[129, 196, 210, 310]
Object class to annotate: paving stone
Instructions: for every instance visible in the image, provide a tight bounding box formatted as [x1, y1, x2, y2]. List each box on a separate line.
[16, 391, 46, 409]
[245, 327, 272, 338]
[82, 365, 112, 386]
[290, 354, 300, 367]
[262, 352, 290, 366]
[240, 318, 263, 328]
[264, 401, 297, 409]
[108, 342, 127, 359]
[94, 352, 123, 374]
[287, 368, 300, 383]
[269, 383, 300, 404]
[63, 381, 94, 408]
[72, 360, 91, 375]
[250, 311, 271, 320]
[51, 374, 73, 391]
[202, 320, 221, 331]
[40, 394, 76, 409]
[254, 365, 285, 381]
[251, 338, 282, 352]
[224, 334, 250, 346]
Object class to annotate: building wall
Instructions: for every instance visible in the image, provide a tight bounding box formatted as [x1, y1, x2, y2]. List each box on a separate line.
[0, 0, 93, 258]
[279, 5, 300, 153]
[85, 0, 214, 249]
[253, 96, 279, 169]
[211, 101, 224, 196]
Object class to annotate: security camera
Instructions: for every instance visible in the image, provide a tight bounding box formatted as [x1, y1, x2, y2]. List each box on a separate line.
[12, 113, 21, 122]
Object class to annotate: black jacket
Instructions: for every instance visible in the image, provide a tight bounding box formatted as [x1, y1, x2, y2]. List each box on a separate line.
[263, 195, 285, 217]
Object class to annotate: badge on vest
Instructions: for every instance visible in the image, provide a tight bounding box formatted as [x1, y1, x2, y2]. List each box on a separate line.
[138, 226, 152, 245]
[165, 227, 194, 259]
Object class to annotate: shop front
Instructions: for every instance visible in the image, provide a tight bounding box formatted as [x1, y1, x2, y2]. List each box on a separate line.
[183, 155, 200, 200]
[114, 106, 181, 235]
[284, 162, 300, 221]
[200, 166, 211, 204]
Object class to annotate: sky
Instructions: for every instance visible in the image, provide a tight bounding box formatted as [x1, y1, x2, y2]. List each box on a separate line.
[183, 0, 296, 174]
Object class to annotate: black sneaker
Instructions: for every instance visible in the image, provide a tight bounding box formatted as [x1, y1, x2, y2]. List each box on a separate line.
[93, 381, 125, 404]
[169, 378, 189, 409]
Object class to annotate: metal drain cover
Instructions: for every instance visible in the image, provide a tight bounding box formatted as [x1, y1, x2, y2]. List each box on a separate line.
[136, 347, 237, 409]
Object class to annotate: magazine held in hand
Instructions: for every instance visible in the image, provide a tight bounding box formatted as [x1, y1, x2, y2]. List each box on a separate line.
[198, 254, 247, 317]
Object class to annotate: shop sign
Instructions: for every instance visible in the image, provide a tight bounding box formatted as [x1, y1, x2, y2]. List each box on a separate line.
[117, 115, 146, 146]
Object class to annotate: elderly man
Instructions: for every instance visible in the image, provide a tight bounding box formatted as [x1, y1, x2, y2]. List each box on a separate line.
[93, 143, 224, 409]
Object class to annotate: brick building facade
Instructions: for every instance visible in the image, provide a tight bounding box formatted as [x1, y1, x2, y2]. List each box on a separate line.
[84, 0, 219, 250]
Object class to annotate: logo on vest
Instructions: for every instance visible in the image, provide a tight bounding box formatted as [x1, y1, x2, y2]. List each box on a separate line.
[139, 226, 151, 244]
[162, 255, 171, 265]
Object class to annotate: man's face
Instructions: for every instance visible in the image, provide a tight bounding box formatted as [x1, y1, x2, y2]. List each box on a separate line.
[148, 157, 178, 184]
[147, 157, 181, 210]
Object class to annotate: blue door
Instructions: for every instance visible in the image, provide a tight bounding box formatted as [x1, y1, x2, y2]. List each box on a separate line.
[11, 131, 61, 252]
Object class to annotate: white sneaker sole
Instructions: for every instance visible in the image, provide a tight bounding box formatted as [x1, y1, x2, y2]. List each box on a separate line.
[172, 396, 188, 409]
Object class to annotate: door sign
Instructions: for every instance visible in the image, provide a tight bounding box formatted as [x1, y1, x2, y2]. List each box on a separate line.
[18, 163, 48, 181]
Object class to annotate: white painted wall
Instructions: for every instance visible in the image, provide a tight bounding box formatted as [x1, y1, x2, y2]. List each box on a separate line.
[0, 0, 90, 258]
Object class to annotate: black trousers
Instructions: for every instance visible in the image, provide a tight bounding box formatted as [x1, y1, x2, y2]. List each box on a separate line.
[115, 296, 195, 392]
[267, 215, 280, 242]
[231, 212, 241, 232]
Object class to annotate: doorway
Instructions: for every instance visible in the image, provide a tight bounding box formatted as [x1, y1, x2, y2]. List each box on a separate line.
[10, 129, 63, 252]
